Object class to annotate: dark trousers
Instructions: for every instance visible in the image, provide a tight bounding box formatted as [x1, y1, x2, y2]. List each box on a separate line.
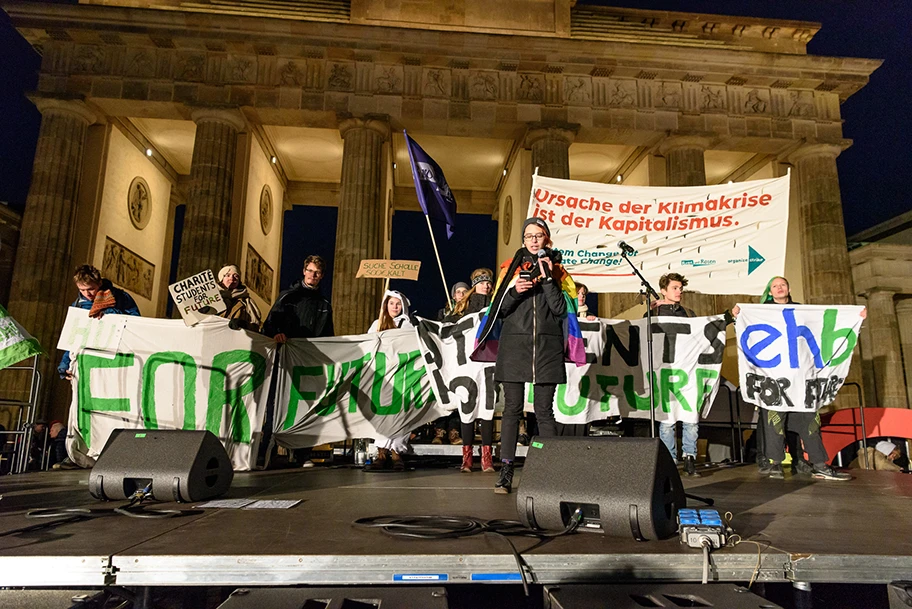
[500, 382, 557, 461]
[461, 419, 494, 446]
[761, 409, 828, 465]
[756, 411, 804, 465]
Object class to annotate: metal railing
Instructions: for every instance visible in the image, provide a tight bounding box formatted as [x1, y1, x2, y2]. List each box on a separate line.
[0, 355, 42, 475]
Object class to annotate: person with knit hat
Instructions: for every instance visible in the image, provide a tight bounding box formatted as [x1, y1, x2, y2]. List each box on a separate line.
[473, 217, 586, 493]
[437, 281, 469, 321]
[849, 439, 903, 472]
[217, 264, 262, 332]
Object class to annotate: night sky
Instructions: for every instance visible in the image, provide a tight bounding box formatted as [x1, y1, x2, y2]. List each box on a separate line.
[1, 2, 908, 319]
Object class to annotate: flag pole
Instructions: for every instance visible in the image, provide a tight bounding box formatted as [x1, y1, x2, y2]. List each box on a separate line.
[404, 130, 452, 310]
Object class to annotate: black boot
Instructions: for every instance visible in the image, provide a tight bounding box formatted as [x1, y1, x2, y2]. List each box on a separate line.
[495, 461, 515, 494]
[683, 455, 701, 477]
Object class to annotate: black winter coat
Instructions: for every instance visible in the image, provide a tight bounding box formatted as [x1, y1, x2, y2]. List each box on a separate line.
[262, 280, 334, 339]
[494, 257, 568, 385]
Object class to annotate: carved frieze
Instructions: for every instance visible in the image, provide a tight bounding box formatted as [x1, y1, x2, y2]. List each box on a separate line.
[516, 73, 544, 103]
[742, 88, 770, 114]
[374, 65, 403, 94]
[225, 55, 256, 83]
[700, 84, 726, 111]
[606, 79, 636, 107]
[423, 68, 451, 97]
[123, 49, 156, 78]
[102, 237, 154, 300]
[470, 71, 498, 101]
[280, 60, 306, 87]
[174, 52, 207, 82]
[787, 90, 816, 117]
[654, 81, 682, 109]
[245, 244, 274, 304]
[72, 45, 108, 75]
[564, 76, 592, 105]
[327, 62, 354, 91]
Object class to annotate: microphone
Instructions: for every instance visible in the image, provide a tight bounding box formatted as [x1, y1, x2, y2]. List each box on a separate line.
[618, 241, 635, 255]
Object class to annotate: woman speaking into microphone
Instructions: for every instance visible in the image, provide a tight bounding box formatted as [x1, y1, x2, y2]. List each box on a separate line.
[472, 217, 586, 494]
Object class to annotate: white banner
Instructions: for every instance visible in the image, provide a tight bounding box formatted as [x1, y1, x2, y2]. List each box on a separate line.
[527, 174, 789, 295]
[736, 304, 864, 412]
[272, 328, 449, 448]
[418, 313, 726, 424]
[64, 311, 276, 471]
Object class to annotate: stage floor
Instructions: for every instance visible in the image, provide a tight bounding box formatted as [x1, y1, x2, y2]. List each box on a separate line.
[1, 462, 910, 588]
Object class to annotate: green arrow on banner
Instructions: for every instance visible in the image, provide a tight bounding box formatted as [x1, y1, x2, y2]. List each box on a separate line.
[0, 304, 43, 371]
[748, 246, 766, 275]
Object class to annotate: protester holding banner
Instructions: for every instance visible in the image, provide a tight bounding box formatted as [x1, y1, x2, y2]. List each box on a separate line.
[365, 290, 416, 471]
[474, 217, 585, 494]
[263, 255, 334, 342]
[217, 264, 262, 332]
[57, 264, 140, 380]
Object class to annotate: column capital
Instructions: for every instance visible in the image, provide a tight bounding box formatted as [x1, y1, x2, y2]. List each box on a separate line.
[190, 107, 246, 131]
[787, 142, 845, 164]
[30, 96, 97, 126]
[894, 298, 912, 315]
[524, 122, 580, 149]
[864, 288, 897, 300]
[337, 113, 390, 140]
[658, 135, 713, 156]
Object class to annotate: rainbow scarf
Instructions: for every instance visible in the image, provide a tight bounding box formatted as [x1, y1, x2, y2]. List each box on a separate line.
[471, 248, 586, 366]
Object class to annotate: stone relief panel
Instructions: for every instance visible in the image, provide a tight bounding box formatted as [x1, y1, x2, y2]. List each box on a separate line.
[516, 73, 545, 103]
[259, 184, 273, 236]
[470, 71, 499, 101]
[224, 55, 257, 83]
[245, 244, 274, 304]
[700, 84, 726, 111]
[563, 76, 592, 105]
[102, 237, 154, 301]
[127, 176, 151, 230]
[596, 79, 636, 108]
[374, 65, 403, 94]
[326, 62, 354, 91]
[174, 52, 207, 82]
[786, 90, 816, 117]
[654, 81, 682, 109]
[72, 45, 109, 75]
[123, 49, 156, 78]
[279, 60, 307, 87]
[422, 68, 451, 98]
[741, 88, 770, 114]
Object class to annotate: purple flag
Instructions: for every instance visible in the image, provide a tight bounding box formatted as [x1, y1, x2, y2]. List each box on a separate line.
[404, 132, 457, 238]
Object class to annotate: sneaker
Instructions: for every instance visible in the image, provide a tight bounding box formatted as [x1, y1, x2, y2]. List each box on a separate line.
[683, 455, 701, 477]
[758, 460, 774, 476]
[52, 457, 79, 470]
[811, 463, 851, 481]
[301, 460, 315, 468]
[494, 461, 515, 494]
[768, 464, 785, 479]
[792, 459, 814, 476]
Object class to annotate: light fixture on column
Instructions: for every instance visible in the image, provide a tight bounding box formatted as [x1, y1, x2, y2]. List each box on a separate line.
[392, 162, 397, 170]
[503, 168, 508, 176]
[728, 180, 734, 184]
[145, 148, 153, 157]
[271, 156, 278, 164]
[616, 174, 622, 182]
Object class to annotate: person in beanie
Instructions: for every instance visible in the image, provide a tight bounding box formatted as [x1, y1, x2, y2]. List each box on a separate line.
[437, 281, 469, 321]
[849, 440, 902, 472]
[217, 264, 262, 332]
[473, 217, 586, 494]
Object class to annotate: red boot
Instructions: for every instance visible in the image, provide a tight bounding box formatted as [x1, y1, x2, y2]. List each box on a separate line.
[461, 445, 474, 473]
[481, 445, 495, 473]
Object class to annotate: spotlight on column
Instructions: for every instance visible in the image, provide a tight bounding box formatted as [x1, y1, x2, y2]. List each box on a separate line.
[503, 168, 508, 176]
[145, 148, 153, 157]
[270, 156, 278, 164]
[392, 162, 397, 169]
[616, 174, 622, 182]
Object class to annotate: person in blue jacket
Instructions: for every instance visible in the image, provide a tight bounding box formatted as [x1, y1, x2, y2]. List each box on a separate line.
[57, 264, 140, 380]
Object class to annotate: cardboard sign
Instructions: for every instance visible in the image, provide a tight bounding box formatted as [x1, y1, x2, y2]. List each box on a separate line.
[355, 259, 421, 280]
[168, 269, 227, 326]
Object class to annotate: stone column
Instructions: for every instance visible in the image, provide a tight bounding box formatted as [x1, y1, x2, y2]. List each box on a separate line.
[895, 299, 912, 409]
[332, 114, 390, 336]
[176, 108, 244, 281]
[525, 122, 579, 179]
[788, 144, 855, 306]
[865, 291, 909, 408]
[659, 136, 716, 315]
[6, 98, 96, 410]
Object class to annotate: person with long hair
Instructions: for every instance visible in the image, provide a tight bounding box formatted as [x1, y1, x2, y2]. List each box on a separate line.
[733, 276, 856, 481]
[473, 217, 586, 493]
[365, 290, 415, 471]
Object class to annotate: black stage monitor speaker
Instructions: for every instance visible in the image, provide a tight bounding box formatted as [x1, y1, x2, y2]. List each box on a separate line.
[515, 437, 685, 540]
[89, 429, 233, 503]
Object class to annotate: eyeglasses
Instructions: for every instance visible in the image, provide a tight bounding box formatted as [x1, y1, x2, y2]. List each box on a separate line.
[523, 233, 546, 241]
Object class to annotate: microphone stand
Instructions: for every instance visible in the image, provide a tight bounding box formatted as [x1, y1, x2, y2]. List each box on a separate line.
[619, 248, 660, 439]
